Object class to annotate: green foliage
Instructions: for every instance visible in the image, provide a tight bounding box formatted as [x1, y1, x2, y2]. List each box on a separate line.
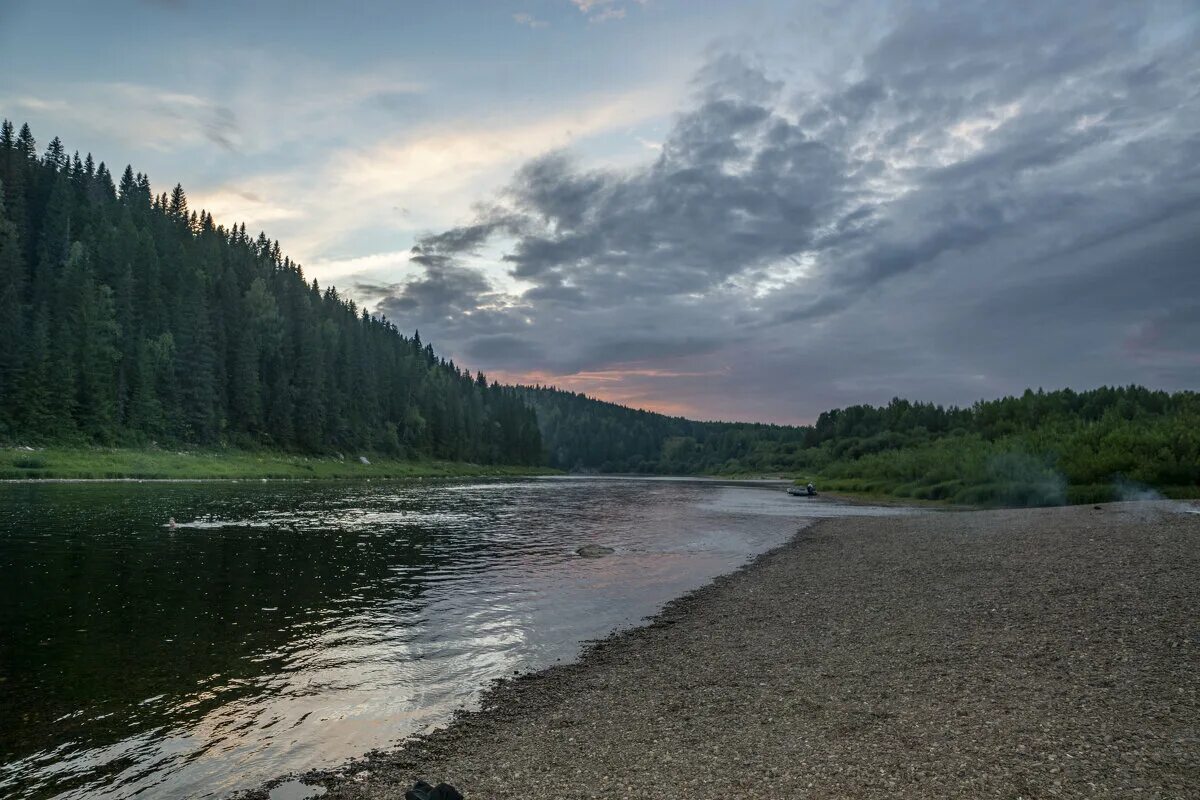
[525, 385, 1200, 506]
[0, 446, 558, 481]
[519, 386, 813, 474]
[0, 122, 542, 466]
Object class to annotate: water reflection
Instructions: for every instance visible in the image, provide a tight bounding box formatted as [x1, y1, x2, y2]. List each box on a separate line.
[0, 478, 901, 798]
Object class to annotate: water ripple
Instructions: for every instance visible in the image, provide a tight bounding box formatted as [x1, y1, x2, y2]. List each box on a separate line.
[0, 477, 904, 799]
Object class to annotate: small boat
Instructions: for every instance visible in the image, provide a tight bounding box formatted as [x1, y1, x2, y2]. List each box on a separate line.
[787, 485, 818, 497]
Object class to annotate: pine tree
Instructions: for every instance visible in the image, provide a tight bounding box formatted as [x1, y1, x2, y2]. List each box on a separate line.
[0, 121, 31, 270]
[44, 137, 66, 170]
[62, 243, 120, 441]
[94, 163, 115, 200]
[16, 310, 54, 436]
[16, 124, 36, 161]
[0, 121, 567, 466]
[0, 184, 24, 429]
[173, 266, 216, 441]
[128, 334, 172, 438]
[135, 173, 152, 208]
[118, 165, 138, 204]
[33, 174, 72, 308]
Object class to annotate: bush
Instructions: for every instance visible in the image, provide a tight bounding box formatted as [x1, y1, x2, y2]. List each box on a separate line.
[1066, 484, 1117, 504]
[13, 456, 47, 469]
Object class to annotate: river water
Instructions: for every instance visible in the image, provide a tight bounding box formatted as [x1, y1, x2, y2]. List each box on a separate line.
[0, 477, 899, 799]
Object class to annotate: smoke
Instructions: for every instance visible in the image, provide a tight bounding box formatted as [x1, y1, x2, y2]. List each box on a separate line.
[1112, 477, 1165, 503]
[1109, 476, 1200, 518]
[983, 452, 1067, 507]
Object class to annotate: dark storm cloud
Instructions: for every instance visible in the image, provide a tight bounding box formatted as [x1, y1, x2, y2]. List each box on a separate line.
[406, 85, 861, 309]
[464, 334, 545, 365]
[352, 280, 400, 297]
[202, 106, 238, 151]
[376, 261, 494, 317]
[413, 218, 517, 257]
[376, 0, 1200, 422]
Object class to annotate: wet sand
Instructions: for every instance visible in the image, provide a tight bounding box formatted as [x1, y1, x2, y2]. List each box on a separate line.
[256, 502, 1199, 799]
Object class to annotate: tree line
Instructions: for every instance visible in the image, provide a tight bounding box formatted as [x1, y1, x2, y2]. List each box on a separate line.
[522, 384, 1200, 503]
[517, 386, 809, 473]
[0, 121, 541, 463]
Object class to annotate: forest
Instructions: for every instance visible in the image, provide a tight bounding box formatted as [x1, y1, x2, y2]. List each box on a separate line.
[1, 121, 1195, 505]
[524, 384, 1200, 504]
[0, 121, 542, 465]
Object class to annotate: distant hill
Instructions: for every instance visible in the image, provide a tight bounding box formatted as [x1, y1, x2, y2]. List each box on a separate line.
[517, 385, 808, 473]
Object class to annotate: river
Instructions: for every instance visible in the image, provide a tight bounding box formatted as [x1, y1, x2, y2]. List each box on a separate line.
[0, 476, 898, 799]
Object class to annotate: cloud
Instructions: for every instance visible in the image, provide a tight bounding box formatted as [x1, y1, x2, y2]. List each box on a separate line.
[364, 0, 1200, 423]
[4, 53, 427, 161]
[193, 187, 302, 225]
[3, 83, 241, 152]
[588, 7, 625, 24]
[514, 13, 549, 29]
[190, 82, 676, 267]
[569, 0, 643, 24]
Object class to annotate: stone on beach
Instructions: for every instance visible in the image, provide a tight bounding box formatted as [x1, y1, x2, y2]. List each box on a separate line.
[267, 503, 1200, 799]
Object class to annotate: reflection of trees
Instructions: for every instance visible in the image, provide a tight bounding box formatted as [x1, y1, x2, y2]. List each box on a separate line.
[1, 477, 672, 799]
[0, 482, 456, 764]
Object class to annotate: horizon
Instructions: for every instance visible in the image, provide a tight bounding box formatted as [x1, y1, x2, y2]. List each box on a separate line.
[2, 0, 1198, 425]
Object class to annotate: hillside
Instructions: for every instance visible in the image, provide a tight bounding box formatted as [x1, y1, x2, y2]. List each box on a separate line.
[0, 121, 541, 464]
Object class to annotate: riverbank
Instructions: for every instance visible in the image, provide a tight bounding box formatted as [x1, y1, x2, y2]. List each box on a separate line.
[0, 446, 557, 481]
[257, 501, 1199, 799]
[810, 475, 1200, 505]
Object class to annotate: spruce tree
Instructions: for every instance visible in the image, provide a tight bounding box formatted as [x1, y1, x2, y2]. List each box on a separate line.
[43, 137, 66, 170]
[0, 185, 24, 429]
[62, 243, 120, 441]
[16, 124, 36, 161]
[118, 166, 137, 203]
[0, 122, 553, 465]
[173, 266, 216, 441]
[17, 310, 54, 436]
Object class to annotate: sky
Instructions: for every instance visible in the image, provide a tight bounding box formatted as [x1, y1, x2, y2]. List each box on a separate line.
[1, 0, 1198, 424]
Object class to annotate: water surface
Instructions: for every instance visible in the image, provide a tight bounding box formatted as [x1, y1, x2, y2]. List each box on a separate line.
[0, 477, 898, 798]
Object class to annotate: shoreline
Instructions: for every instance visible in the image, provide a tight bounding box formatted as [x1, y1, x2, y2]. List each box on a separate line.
[246, 501, 1199, 799]
[242, 516, 820, 800]
[0, 446, 559, 482]
[0, 473, 553, 484]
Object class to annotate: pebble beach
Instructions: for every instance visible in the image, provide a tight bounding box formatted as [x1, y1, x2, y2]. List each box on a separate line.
[256, 501, 1200, 799]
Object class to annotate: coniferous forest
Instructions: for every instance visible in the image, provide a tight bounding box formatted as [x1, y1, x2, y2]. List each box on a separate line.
[0, 121, 542, 464]
[1, 121, 1196, 504]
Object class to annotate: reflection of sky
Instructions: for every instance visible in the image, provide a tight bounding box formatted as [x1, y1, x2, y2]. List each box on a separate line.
[1, 477, 911, 799]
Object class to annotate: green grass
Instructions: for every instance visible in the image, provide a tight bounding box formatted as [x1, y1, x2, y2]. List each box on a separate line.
[0, 446, 559, 481]
[795, 475, 1199, 508]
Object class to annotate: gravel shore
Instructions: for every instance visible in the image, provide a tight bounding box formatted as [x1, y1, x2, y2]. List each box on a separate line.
[266, 502, 1199, 799]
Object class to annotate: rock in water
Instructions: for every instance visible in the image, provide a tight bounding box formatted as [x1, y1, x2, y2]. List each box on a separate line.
[576, 544, 615, 558]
